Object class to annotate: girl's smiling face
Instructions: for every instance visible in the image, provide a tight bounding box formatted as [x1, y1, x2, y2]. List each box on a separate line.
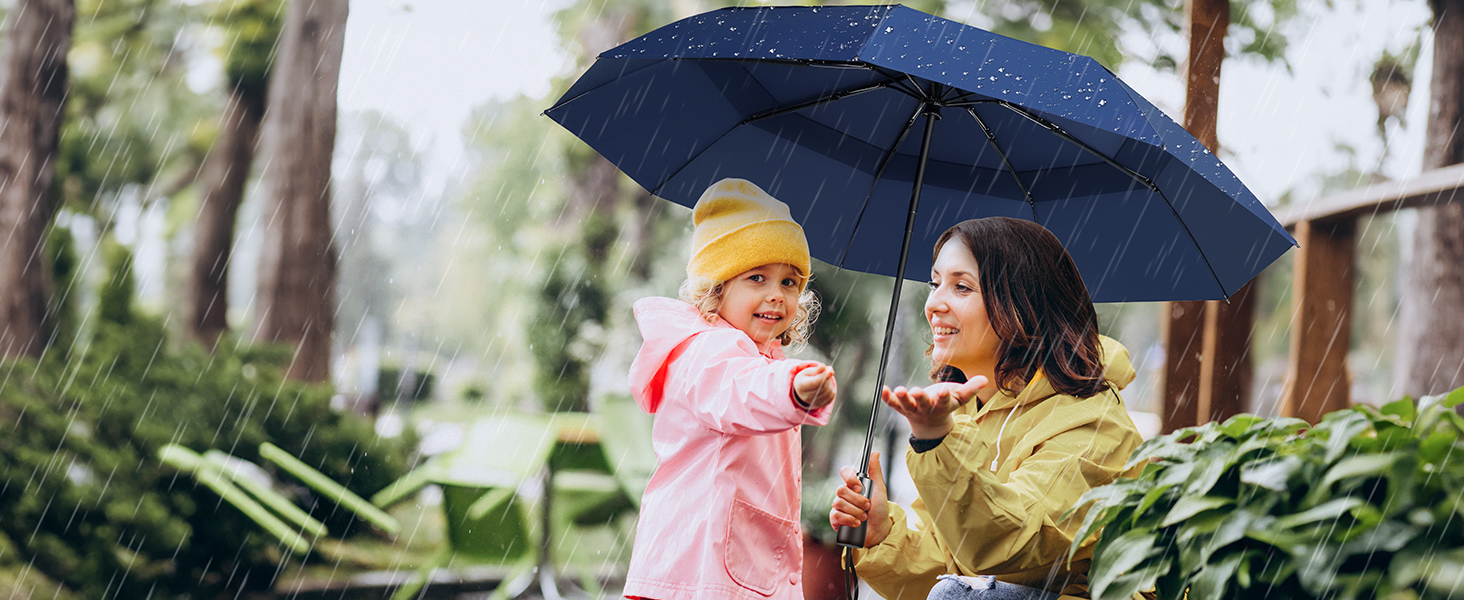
[926, 238, 1001, 384]
[717, 263, 803, 350]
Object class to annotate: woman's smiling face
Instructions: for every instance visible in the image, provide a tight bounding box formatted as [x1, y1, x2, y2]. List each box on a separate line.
[717, 263, 803, 350]
[926, 238, 1001, 380]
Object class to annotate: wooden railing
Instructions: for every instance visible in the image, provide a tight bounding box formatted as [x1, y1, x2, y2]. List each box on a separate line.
[1162, 163, 1464, 427]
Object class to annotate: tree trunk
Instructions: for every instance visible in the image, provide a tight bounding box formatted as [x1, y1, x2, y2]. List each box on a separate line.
[251, 0, 348, 382]
[187, 85, 266, 349]
[1397, 0, 1464, 397]
[1163, 0, 1230, 432]
[0, 0, 74, 359]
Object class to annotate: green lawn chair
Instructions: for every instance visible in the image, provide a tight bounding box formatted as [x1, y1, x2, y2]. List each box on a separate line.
[594, 393, 656, 509]
[155, 443, 402, 556]
[375, 410, 646, 599]
[374, 413, 557, 600]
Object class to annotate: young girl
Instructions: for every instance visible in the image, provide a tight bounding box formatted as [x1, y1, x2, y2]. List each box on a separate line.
[624, 178, 838, 600]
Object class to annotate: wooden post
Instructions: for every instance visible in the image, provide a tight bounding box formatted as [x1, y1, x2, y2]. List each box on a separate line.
[1200, 282, 1254, 423]
[1161, 301, 1206, 433]
[1282, 219, 1355, 423]
[1162, 0, 1231, 432]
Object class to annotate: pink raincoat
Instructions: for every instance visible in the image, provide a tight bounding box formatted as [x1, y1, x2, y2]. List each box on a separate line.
[624, 297, 833, 600]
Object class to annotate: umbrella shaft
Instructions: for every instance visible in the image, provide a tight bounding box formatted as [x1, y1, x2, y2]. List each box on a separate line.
[859, 105, 939, 478]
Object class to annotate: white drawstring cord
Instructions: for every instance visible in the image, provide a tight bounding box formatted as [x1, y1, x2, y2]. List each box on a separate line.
[991, 399, 1021, 472]
[989, 373, 1042, 472]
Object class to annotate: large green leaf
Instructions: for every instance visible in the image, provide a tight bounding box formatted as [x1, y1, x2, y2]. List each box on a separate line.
[1162, 495, 1233, 528]
[1445, 386, 1464, 409]
[1319, 411, 1373, 464]
[1125, 429, 1207, 469]
[1218, 414, 1268, 439]
[1178, 503, 1265, 573]
[1240, 455, 1304, 492]
[1133, 484, 1178, 527]
[1339, 519, 1419, 556]
[1095, 555, 1168, 600]
[1089, 529, 1158, 599]
[1321, 453, 1400, 490]
[1381, 397, 1419, 423]
[1189, 550, 1244, 600]
[1185, 442, 1239, 496]
[1272, 497, 1364, 529]
[1419, 428, 1462, 466]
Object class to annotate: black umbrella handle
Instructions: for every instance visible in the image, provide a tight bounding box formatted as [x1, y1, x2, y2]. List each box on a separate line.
[835, 474, 873, 548]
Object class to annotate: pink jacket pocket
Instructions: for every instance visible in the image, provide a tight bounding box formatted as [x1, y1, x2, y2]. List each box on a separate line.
[723, 497, 798, 596]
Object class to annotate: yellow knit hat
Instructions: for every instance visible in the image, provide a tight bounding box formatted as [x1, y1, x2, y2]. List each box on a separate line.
[687, 178, 811, 289]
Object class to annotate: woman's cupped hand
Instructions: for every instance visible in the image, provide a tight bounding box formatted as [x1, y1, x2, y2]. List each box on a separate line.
[881, 376, 988, 440]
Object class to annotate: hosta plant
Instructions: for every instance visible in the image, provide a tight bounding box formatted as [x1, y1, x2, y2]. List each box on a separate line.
[1068, 387, 1464, 600]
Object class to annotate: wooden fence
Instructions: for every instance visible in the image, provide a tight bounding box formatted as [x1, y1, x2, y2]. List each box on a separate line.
[1161, 163, 1464, 428]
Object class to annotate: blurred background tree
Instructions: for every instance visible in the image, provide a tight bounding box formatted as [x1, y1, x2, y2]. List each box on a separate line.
[186, 0, 282, 348]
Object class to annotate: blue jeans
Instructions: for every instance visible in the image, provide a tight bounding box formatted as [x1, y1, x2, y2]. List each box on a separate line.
[927, 575, 1061, 600]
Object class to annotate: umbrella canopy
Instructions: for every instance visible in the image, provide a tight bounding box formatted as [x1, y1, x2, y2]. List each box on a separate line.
[545, 4, 1295, 303]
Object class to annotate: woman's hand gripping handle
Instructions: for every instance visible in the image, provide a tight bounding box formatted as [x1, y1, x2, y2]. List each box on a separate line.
[831, 452, 889, 548]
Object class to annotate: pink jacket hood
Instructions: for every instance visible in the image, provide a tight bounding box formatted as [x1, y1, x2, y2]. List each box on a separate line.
[629, 296, 787, 414]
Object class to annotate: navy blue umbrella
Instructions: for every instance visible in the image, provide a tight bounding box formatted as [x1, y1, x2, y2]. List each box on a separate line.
[546, 3, 1295, 548]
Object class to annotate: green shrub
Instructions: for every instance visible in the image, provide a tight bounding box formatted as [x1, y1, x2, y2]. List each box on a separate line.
[0, 317, 412, 597]
[1070, 388, 1464, 600]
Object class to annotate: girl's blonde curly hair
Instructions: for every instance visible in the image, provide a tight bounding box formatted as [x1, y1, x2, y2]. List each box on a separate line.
[678, 275, 821, 349]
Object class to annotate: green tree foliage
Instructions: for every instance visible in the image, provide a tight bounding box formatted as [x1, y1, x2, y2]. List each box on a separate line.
[212, 0, 283, 95]
[530, 213, 615, 413]
[97, 239, 137, 326]
[0, 256, 411, 597]
[44, 224, 81, 357]
[57, 0, 214, 221]
[943, 0, 1296, 71]
[1071, 389, 1464, 599]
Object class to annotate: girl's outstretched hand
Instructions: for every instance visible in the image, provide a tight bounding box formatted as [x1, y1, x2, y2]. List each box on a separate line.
[794, 364, 838, 410]
[881, 376, 988, 440]
[830, 451, 889, 548]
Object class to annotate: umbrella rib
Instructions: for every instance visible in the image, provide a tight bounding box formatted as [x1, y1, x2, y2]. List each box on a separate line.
[836, 102, 927, 268]
[543, 57, 664, 114]
[965, 107, 1039, 223]
[868, 65, 929, 100]
[652, 66, 902, 198]
[990, 100, 1158, 190]
[742, 79, 895, 125]
[995, 101, 1232, 301]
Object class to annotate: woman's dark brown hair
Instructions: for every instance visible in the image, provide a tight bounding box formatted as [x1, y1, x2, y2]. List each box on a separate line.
[928, 217, 1108, 398]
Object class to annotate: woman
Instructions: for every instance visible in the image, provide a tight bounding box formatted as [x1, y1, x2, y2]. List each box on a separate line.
[829, 217, 1145, 600]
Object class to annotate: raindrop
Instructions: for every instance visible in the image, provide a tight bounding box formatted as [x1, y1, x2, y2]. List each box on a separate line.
[1098, 99, 1107, 106]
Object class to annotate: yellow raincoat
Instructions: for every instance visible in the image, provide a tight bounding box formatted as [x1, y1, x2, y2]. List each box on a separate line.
[854, 336, 1144, 600]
